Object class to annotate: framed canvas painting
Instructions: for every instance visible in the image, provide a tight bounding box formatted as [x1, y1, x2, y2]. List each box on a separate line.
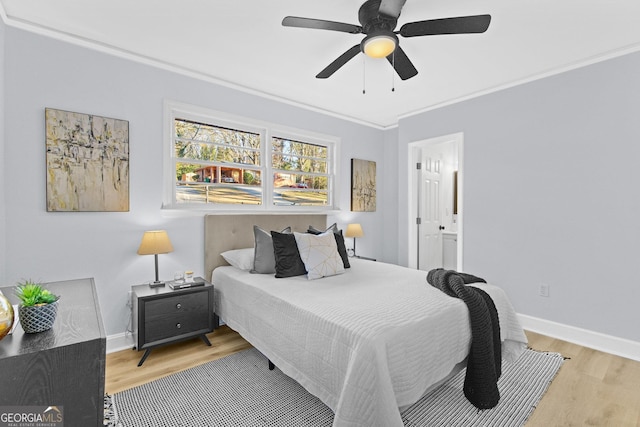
[351, 158, 376, 212]
[45, 108, 130, 212]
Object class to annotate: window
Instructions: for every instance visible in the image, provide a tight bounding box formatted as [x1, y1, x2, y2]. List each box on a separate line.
[174, 119, 262, 205]
[271, 137, 330, 207]
[165, 102, 338, 210]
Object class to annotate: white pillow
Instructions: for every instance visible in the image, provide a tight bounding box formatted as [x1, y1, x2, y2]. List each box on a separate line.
[221, 248, 254, 271]
[293, 232, 345, 280]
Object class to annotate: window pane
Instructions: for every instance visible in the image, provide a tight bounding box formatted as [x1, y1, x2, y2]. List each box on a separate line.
[272, 137, 327, 157]
[273, 173, 326, 190]
[176, 162, 262, 205]
[272, 173, 328, 206]
[175, 140, 260, 165]
[272, 137, 327, 173]
[272, 153, 327, 174]
[176, 119, 260, 149]
[175, 118, 260, 167]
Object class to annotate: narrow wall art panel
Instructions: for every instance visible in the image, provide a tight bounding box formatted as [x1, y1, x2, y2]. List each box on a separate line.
[45, 108, 129, 212]
[351, 158, 376, 212]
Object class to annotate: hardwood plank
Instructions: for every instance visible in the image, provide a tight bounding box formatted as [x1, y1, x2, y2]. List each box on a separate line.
[106, 328, 640, 426]
[525, 330, 640, 426]
[105, 325, 251, 394]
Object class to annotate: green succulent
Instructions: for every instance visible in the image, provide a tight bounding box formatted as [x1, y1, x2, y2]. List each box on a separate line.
[15, 280, 59, 307]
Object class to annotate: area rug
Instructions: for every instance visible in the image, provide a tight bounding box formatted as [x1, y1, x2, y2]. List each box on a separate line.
[104, 347, 564, 427]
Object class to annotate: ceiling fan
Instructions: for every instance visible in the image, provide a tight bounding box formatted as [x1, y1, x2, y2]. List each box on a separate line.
[282, 0, 491, 81]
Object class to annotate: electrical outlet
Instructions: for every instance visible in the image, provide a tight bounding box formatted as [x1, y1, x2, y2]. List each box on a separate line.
[539, 284, 550, 298]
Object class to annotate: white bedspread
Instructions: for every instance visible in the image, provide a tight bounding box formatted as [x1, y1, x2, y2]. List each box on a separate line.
[212, 259, 527, 427]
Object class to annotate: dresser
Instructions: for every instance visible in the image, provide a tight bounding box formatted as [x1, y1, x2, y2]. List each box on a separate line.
[132, 279, 214, 366]
[0, 278, 106, 426]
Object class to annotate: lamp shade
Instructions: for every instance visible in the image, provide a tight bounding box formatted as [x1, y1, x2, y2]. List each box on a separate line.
[345, 223, 364, 238]
[137, 230, 174, 255]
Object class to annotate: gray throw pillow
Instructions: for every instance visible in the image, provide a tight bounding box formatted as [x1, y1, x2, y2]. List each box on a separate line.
[251, 225, 291, 274]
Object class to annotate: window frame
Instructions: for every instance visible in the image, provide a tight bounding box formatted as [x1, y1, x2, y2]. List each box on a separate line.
[163, 101, 340, 211]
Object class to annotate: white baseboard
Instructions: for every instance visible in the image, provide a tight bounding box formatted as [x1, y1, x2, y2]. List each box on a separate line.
[107, 332, 135, 354]
[518, 314, 640, 362]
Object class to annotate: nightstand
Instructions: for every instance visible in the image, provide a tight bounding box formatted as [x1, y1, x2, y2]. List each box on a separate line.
[131, 278, 214, 366]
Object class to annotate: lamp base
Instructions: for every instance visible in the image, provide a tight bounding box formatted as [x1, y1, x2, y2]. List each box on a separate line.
[149, 281, 165, 288]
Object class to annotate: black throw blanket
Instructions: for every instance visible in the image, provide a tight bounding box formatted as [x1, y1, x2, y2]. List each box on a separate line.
[426, 268, 502, 409]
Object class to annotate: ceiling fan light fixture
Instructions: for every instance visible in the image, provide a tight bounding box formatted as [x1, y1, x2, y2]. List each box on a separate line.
[362, 32, 397, 58]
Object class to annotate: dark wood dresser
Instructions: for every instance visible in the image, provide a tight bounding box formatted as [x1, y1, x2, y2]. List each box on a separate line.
[0, 278, 106, 426]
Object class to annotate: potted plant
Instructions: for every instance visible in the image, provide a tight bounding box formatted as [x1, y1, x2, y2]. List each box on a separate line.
[15, 280, 60, 333]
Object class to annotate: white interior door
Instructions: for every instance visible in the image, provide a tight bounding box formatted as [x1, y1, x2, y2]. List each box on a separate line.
[409, 133, 463, 272]
[418, 147, 444, 271]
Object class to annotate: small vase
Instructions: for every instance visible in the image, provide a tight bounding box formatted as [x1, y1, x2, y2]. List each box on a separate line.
[19, 300, 59, 333]
[0, 293, 14, 340]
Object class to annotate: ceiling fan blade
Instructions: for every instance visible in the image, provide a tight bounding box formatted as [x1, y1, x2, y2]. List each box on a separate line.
[386, 46, 418, 80]
[399, 14, 491, 37]
[282, 16, 362, 34]
[316, 45, 361, 79]
[378, 0, 407, 19]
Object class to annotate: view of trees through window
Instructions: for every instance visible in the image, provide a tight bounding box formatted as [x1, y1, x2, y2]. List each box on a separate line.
[271, 136, 329, 206]
[172, 117, 332, 207]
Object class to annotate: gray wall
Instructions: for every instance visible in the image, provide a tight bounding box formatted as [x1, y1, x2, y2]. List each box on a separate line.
[381, 126, 400, 265]
[2, 26, 384, 336]
[396, 51, 640, 342]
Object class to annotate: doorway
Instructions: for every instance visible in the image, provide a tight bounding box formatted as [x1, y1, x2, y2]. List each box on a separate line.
[408, 133, 463, 271]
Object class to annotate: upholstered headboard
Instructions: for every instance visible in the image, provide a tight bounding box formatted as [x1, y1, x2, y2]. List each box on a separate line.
[204, 214, 327, 281]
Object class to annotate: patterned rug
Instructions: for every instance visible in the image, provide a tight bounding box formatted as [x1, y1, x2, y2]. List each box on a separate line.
[104, 347, 564, 426]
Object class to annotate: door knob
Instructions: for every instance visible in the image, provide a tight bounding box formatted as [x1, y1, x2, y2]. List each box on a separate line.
[439, 226, 445, 230]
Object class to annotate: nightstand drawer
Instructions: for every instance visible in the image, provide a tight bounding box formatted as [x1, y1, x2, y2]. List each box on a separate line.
[145, 311, 210, 342]
[145, 291, 207, 318]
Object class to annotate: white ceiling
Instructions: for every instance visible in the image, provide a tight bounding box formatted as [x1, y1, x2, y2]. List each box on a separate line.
[2, 0, 640, 128]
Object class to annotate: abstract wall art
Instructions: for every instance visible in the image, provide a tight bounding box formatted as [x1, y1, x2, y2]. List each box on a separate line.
[45, 108, 129, 212]
[351, 158, 376, 212]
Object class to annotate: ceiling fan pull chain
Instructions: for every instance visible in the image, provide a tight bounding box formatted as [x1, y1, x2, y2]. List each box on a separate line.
[391, 52, 396, 92]
[362, 55, 366, 95]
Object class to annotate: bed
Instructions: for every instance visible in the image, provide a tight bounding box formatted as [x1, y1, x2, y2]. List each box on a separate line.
[205, 214, 528, 427]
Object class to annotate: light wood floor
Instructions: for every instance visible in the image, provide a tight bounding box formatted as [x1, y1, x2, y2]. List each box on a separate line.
[106, 327, 640, 426]
[524, 331, 640, 427]
[105, 326, 252, 394]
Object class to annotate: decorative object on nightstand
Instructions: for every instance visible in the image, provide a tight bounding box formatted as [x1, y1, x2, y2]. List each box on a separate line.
[15, 280, 60, 334]
[137, 230, 174, 288]
[184, 270, 194, 282]
[168, 276, 204, 290]
[345, 223, 364, 257]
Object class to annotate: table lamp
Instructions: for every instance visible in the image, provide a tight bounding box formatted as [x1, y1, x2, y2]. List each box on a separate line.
[345, 223, 364, 257]
[137, 230, 174, 287]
